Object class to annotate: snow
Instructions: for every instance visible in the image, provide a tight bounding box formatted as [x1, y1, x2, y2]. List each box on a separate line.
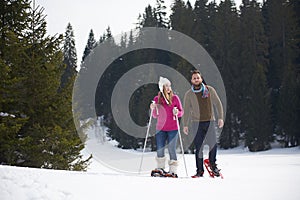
[0, 112, 15, 118]
[1, 126, 300, 200]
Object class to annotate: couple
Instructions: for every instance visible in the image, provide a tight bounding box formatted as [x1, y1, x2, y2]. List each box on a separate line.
[150, 70, 224, 178]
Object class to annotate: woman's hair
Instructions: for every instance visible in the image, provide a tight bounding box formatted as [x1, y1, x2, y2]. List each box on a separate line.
[158, 85, 173, 105]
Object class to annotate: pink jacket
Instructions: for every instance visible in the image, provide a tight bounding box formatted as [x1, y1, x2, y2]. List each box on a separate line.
[152, 95, 184, 131]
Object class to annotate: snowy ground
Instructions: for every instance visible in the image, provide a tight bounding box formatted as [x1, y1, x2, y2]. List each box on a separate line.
[1, 127, 300, 200]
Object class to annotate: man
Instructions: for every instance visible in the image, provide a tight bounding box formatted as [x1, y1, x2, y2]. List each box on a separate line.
[183, 70, 224, 178]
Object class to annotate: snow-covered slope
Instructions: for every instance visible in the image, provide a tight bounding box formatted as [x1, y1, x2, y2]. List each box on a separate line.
[1, 126, 300, 200]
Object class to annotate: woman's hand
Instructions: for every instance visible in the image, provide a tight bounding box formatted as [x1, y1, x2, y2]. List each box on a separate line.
[172, 107, 179, 116]
[150, 102, 156, 110]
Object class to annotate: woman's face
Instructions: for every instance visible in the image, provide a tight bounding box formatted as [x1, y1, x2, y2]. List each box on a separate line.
[164, 83, 172, 94]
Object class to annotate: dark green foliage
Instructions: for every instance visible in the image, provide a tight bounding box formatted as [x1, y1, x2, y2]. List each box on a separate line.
[0, 0, 30, 165]
[137, 0, 168, 28]
[81, 29, 96, 63]
[209, 0, 241, 149]
[192, 0, 209, 45]
[275, 0, 300, 146]
[170, 0, 195, 37]
[277, 64, 299, 147]
[155, 0, 169, 28]
[62, 23, 77, 88]
[138, 5, 158, 28]
[239, 0, 273, 151]
[245, 64, 273, 151]
[90, 0, 300, 152]
[100, 0, 299, 151]
[0, 1, 90, 170]
[263, 0, 300, 147]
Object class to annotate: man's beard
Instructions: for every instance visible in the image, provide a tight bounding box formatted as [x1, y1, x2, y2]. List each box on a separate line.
[193, 83, 201, 89]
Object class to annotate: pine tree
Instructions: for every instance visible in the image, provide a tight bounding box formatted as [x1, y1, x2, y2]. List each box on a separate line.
[290, 0, 300, 146]
[168, 0, 196, 96]
[212, 0, 241, 149]
[95, 36, 140, 149]
[0, 0, 30, 165]
[136, 1, 168, 28]
[106, 26, 112, 38]
[105, 26, 116, 47]
[205, 1, 218, 54]
[262, 0, 289, 130]
[263, 0, 300, 147]
[0, 53, 28, 165]
[139, 5, 158, 27]
[155, 0, 169, 28]
[263, 0, 286, 90]
[81, 29, 96, 63]
[11, 3, 90, 170]
[170, 0, 195, 37]
[101, 1, 171, 149]
[246, 64, 273, 151]
[278, 64, 299, 147]
[0, 0, 30, 54]
[120, 32, 127, 49]
[275, 0, 300, 147]
[240, 0, 273, 151]
[192, 0, 209, 45]
[99, 32, 106, 43]
[128, 30, 134, 47]
[62, 23, 77, 88]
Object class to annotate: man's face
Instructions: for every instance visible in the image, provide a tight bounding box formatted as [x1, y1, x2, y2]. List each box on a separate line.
[191, 73, 202, 87]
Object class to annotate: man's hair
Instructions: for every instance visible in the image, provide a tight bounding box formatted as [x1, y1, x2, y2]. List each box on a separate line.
[191, 69, 201, 77]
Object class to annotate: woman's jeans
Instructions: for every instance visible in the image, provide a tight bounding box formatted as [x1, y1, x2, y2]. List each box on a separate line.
[192, 121, 217, 172]
[156, 130, 178, 160]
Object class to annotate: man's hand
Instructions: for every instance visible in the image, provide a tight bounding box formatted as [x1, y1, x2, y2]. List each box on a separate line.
[183, 126, 189, 135]
[218, 119, 224, 128]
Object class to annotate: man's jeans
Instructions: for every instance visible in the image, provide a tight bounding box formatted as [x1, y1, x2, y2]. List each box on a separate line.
[192, 121, 217, 172]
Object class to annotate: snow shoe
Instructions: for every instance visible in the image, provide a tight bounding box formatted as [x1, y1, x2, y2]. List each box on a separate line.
[204, 159, 223, 178]
[151, 168, 178, 178]
[210, 162, 220, 177]
[164, 172, 178, 178]
[151, 168, 166, 177]
[191, 170, 204, 178]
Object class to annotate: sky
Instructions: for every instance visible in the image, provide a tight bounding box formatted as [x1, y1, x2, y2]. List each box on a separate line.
[35, 0, 246, 65]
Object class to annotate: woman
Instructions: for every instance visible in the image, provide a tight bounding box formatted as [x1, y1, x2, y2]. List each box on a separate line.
[150, 76, 184, 177]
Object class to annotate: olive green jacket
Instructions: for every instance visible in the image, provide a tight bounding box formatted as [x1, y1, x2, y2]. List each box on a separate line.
[182, 85, 224, 127]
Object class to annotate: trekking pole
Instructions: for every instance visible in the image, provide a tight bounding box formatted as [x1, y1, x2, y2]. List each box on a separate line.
[138, 101, 155, 174]
[176, 115, 188, 177]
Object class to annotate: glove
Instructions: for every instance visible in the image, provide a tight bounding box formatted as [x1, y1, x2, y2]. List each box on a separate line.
[150, 103, 156, 110]
[172, 107, 178, 116]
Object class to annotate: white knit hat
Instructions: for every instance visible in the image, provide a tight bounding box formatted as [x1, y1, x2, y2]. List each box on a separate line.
[158, 76, 171, 93]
